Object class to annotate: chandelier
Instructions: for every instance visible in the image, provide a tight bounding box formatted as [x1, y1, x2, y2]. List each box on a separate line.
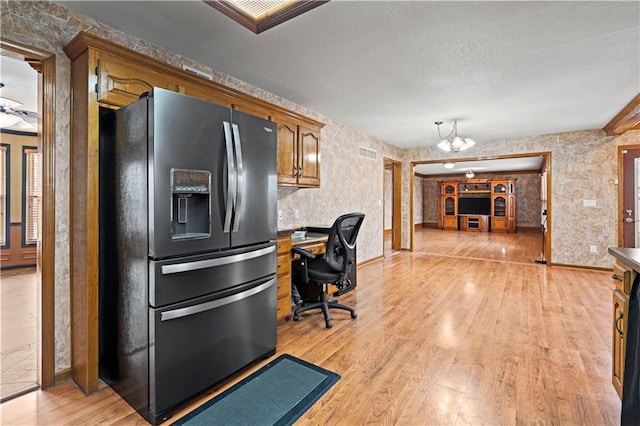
[465, 169, 475, 179]
[435, 120, 476, 152]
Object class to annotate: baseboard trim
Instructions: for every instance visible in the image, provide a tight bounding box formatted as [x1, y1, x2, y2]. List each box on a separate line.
[550, 262, 613, 272]
[54, 368, 73, 385]
[359, 255, 383, 267]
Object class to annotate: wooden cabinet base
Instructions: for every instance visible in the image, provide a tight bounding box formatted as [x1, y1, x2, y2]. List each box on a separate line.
[459, 215, 489, 232]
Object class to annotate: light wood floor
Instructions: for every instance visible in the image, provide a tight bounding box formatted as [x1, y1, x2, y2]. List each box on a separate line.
[0, 229, 619, 425]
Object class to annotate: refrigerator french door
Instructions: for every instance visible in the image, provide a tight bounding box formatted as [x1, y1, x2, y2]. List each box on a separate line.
[99, 88, 278, 425]
[145, 88, 276, 258]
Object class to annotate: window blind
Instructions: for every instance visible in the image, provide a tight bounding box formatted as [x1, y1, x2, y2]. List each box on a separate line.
[0, 146, 6, 246]
[24, 149, 41, 245]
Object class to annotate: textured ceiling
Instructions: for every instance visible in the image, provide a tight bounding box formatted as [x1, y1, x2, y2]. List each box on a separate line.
[56, 1, 640, 149]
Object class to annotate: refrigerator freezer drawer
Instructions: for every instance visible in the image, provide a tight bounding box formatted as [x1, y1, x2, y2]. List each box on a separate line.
[148, 276, 277, 422]
[149, 243, 276, 307]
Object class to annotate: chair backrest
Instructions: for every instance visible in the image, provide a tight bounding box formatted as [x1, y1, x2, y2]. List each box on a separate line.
[325, 212, 365, 277]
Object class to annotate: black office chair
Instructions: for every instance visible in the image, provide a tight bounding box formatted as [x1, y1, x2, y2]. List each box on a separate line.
[292, 212, 365, 329]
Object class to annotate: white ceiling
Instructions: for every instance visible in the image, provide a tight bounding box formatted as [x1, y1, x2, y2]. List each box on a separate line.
[55, 0, 640, 150]
[0, 55, 38, 131]
[414, 155, 544, 176]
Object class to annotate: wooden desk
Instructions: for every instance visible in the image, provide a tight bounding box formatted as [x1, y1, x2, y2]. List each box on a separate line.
[276, 232, 357, 320]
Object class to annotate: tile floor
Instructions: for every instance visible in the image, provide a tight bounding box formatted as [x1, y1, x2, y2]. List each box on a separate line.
[0, 267, 38, 401]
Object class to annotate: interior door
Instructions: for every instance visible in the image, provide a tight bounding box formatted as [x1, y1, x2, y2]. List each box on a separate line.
[622, 148, 640, 247]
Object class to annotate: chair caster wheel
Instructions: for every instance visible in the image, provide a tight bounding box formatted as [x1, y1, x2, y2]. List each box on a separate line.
[351, 312, 358, 319]
[325, 322, 332, 329]
[293, 315, 299, 321]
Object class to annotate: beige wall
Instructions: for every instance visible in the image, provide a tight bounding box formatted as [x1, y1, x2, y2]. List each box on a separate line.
[5, 1, 639, 376]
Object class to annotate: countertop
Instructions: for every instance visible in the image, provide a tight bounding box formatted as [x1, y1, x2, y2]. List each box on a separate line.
[608, 247, 640, 271]
[291, 232, 328, 246]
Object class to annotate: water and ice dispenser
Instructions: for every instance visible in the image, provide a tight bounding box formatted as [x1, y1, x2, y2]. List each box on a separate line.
[170, 169, 211, 240]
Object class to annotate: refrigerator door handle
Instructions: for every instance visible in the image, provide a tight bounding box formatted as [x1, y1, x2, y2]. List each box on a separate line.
[231, 123, 244, 232]
[223, 121, 236, 233]
[160, 245, 276, 275]
[160, 278, 275, 321]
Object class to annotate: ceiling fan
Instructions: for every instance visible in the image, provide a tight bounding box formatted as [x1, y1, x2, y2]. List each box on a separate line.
[0, 82, 36, 130]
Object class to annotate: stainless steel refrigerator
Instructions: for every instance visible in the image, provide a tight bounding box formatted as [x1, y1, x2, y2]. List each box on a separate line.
[99, 88, 277, 424]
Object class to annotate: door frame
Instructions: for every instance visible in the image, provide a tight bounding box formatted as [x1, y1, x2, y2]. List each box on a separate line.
[410, 151, 552, 264]
[383, 158, 401, 251]
[1, 38, 56, 388]
[617, 144, 640, 246]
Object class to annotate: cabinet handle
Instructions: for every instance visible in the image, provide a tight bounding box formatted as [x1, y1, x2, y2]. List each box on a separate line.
[615, 310, 624, 338]
[612, 274, 623, 281]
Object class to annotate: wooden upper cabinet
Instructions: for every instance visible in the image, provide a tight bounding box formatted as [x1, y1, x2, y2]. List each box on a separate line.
[232, 102, 270, 120]
[297, 126, 320, 187]
[276, 120, 298, 185]
[96, 54, 185, 108]
[273, 116, 322, 187]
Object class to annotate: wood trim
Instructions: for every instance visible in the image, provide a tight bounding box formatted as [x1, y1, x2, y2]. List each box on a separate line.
[550, 263, 612, 272]
[357, 255, 383, 268]
[384, 158, 402, 251]
[54, 368, 73, 385]
[203, 1, 329, 34]
[0, 38, 56, 389]
[69, 48, 99, 393]
[604, 93, 640, 136]
[63, 31, 324, 130]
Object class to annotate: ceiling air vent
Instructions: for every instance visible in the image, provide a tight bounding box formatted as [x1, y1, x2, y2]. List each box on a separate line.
[358, 146, 378, 161]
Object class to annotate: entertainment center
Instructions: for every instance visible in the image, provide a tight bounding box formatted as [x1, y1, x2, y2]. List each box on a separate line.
[437, 179, 516, 233]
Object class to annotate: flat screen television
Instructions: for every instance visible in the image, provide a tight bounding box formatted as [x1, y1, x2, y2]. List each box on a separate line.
[458, 195, 491, 215]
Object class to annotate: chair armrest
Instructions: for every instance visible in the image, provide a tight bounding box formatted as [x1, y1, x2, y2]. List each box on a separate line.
[292, 247, 316, 259]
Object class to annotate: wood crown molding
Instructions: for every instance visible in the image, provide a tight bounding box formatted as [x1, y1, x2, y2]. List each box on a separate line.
[63, 31, 324, 130]
[604, 92, 640, 135]
[203, 1, 329, 34]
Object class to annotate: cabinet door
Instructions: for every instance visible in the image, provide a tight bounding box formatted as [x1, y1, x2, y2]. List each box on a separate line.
[276, 235, 292, 320]
[492, 196, 506, 217]
[613, 289, 629, 398]
[97, 55, 185, 107]
[297, 126, 321, 187]
[276, 120, 298, 185]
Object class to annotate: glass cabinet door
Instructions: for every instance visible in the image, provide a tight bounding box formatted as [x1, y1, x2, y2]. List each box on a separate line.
[493, 183, 506, 193]
[444, 197, 455, 215]
[493, 196, 506, 216]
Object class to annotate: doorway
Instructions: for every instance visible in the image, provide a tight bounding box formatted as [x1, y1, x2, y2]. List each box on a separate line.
[618, 146, 640, 247]
[383, 158, 401, 253]
[409, 152, 552, 264]
[0, 38, 56, 398]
